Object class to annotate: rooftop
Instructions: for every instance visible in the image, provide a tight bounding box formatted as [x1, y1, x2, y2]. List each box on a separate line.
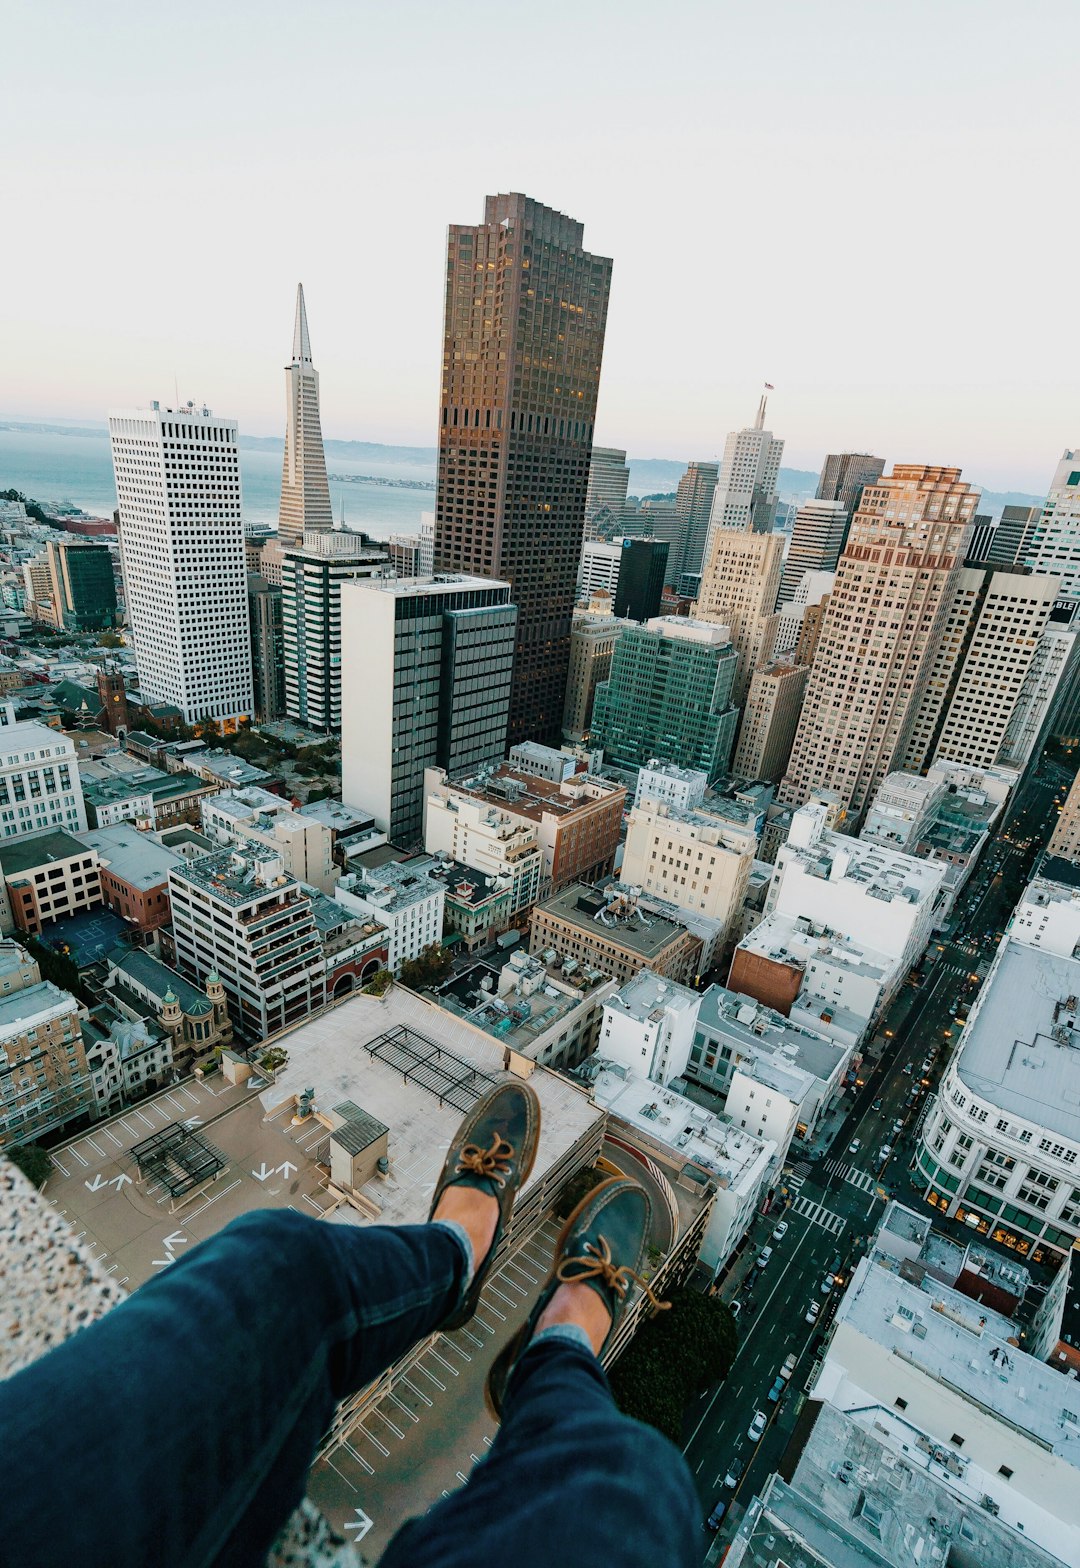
[535, 883, 696, 959]
[428, 859, 509, 908]
[589, 1061, 773, 1192]
[78, 824, 182, 890]
[605, 970, 699, 1026]
[784, 804, 946, 904]
[337, 855, 442, 913]
[82, 765, 213, 808]
[170, 847, 299, 906]
[696, 982, 848, 1087]
[829, 1242, 1080, 1461]
[0, 829, 92, 877]
[736, 911, 894, 984]
[440, 765, 623, 825]
[106, 945, 212, 1017]
[298, 798, 375, 833]
[184, 750, 273, 786]
[0, 979, 78, 1034]
[436, 953, 611, 1055]
[954, 938, 1080, 1140]
[352, 572, 511, 600]
[0, 717, 76, 754]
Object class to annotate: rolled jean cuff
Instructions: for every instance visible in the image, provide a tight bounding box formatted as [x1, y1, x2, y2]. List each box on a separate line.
[528, 1322, 596, 1357]
[430, 1219, 474, 1313]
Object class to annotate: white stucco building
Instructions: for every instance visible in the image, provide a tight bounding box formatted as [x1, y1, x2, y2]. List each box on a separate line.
[334, 857, 445, 975]
[633, 760, 708, 813]
[620, 796, 758, 942]
[0, 709, 86, 840]
[109, 403, 253, 726]
[201, 787, 337, 894]
[764, 802, 947, 992]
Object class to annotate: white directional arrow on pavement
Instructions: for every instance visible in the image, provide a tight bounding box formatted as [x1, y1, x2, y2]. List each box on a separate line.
[252, 1163, 273, 1181]
[277, 1161, 297, 1179]
[182, 1116, 202, 1128]
[343, 1510, 372, 1541]
[109, 1172, 133, 1192]
[163, 1231, 188, 1251]
[84, 1173, 107, 1192]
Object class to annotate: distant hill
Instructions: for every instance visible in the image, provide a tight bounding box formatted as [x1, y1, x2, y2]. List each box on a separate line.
[0, 422, 1046, 515]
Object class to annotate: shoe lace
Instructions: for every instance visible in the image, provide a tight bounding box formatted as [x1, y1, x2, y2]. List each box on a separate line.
[556, 1234, 671, 1312]
[456, 1133, 514, 1188]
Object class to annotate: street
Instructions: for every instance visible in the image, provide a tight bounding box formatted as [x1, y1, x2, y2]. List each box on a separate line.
[689, 751, 1072, 1551]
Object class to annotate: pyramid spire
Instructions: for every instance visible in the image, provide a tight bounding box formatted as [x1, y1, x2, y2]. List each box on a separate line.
[278, 283, 332, 546]
[292, 282, 313, 365]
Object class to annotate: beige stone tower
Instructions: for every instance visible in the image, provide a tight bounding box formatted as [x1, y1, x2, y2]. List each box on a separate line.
[277, 284, 333, 548]
[694, 525, 784, 707]
[779, 465, 979, 824]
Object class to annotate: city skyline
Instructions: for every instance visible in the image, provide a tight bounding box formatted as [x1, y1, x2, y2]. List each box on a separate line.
[3, 2, 1077, 492]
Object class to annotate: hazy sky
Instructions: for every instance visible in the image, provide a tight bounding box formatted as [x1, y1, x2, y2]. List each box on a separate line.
[4, 0, 1077, 490]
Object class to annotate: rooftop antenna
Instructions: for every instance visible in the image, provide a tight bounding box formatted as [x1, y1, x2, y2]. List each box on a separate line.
[755, 382, 774, 430]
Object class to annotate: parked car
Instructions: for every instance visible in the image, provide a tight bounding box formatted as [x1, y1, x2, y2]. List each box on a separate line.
[723, 1459, 745, 1490]
[892, 1119, 904, 1135]
[805, 1299, 821, 1324]
[780, 1353, 797, 1381]
[848, 1139, 861, 1155]
[772, 1220, 789, 1241]
[705, 1501, 727, 1531]
[820, 1273, 836, 1294]
[729, 1299, 742, 1319]
[748, 1410, 767, 1442]
[878, 1144, 893, 1162]
[767, 1375, 785, 1404]
[757, 1246, 774, 1268]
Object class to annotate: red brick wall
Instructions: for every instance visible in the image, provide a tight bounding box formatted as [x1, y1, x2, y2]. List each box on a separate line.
[727, 949, 804, 1015]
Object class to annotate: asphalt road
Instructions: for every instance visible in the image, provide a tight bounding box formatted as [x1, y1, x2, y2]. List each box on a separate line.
[688, 751, 1073, 1552]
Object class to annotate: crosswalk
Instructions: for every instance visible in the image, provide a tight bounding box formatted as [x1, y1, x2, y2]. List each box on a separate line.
[825, 1159, 876, 1193]
[791, 1194, 846, 1236]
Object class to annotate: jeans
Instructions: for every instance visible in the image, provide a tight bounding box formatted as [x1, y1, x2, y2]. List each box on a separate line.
[1, 1208, 700, 1568]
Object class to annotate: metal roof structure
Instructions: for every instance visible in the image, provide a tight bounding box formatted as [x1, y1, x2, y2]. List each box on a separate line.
[364, 1024, 498, 1112]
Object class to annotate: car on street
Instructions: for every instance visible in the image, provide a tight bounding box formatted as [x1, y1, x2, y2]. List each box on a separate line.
[729, 1300, 742, 1318]
[705, 1501, 727, 1531]
[879, 1144, 893, 1162]
[820, 1272, 836, 1293]
[780, 1353, 797, 1381]
[805, 1299, 821, 1324]
[748, 1410, 767, 1442]
[892, 1119, 904, 1135]
[772, 1220, 789, 1241]
[767, 1375, 785, 1403]
[723, 1459, 744, 1490]
[848, 1139, 861, 1155]
[871, 1099, 883, 1112]
[902, 1063, 913, 1075]
[757, 1246, 773, 1268]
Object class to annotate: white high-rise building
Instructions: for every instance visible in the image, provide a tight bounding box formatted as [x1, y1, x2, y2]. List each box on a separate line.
[0, 709, 86, 840]
[577, 540, 622, 599]
[776, 498, 848, 607]
[1026, 449, 1080, 603]
[109, 403, 253, 726]
[584, 447, 631, 529]
[702, 391, 784, 566]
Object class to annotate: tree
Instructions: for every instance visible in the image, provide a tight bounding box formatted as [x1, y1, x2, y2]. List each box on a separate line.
[5, 1142, 52, 1188]
[305, 785, 333, 804]
[97, 631, 123, 648]
[398, 942, 454, 990]
[609, 1287, 738, 1442]
[554, 1163, 610, 1221]
[11, 930, 91, 1005]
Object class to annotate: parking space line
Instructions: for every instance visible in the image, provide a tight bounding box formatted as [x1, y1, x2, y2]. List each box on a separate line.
[102, 1128, 124, 1149]
[50, 1155, 70, 1177]
[387, 1392, 419, 1425]
[360, 1425, 390, 1458]
[428, 1348, 460, 1376]
[401, 1376, 432, 1407]
[370, 1408, 405, 1441]
[68, 1147, 88, 1167]
[417, 1363, 446, 1392]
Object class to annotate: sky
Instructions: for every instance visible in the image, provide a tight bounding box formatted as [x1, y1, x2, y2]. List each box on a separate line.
[3, 0, 1077, 491]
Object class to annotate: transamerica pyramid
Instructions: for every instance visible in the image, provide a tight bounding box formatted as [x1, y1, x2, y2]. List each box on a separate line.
[278, 283, 333, 545]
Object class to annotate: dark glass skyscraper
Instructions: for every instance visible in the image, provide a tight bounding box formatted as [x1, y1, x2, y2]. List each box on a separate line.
[433, 193, 613, 746]
[614, 537, 669, 621]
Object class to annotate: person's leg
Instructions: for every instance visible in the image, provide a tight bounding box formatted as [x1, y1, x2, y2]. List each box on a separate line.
[0, 1208, 470, 1568]
[2, 1077, 540, 1568]
[381, 1331, 699, 1568]
[381, 1176, 700, 1568]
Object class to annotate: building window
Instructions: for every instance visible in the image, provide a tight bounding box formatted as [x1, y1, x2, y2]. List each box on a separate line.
[894, 1397, 908, 1411]
[949, 1434, 964, 1448]
[999, 1465, 1013, 1479]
